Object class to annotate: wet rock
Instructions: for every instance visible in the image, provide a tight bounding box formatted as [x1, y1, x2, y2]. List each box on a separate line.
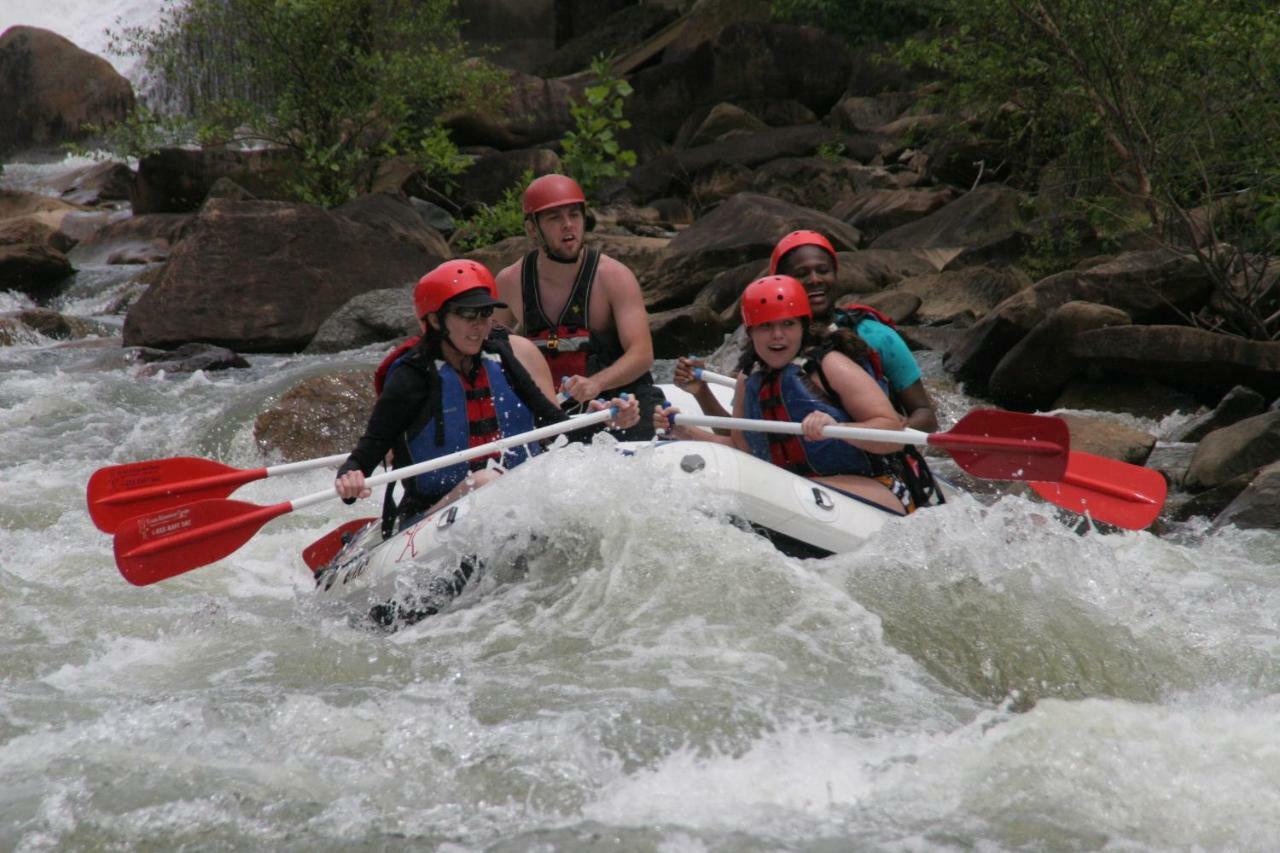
[253, 370, 377, 462]
[0, 27, 135, 155]
[1069, 326, 1280, 404]
[1143, 442, 1198, 491]
[1057, 414, 1157, 465]
[66, 213, 194, 266]
[854, 290, 922, 325]
[1185, 411, 1280, 491]
[454, 148, 561, 207]
[870, 184, 1029, 253]
[0, 308, 99, 345]
[643, 192, 860, 311]
[679, 102, 769, 148]
[50, 160, 134, 205]
[649, 302, 726, 359]
[892, 266, 1033, 325]
[988, 301, 1132, 411]
[133, 342, 250, 374]
[832, 187, 956, 237]
[1052, 376, 1199, 421]
[122, 199, 445, 352]
[1167, 473, 1251, 522]
[749, 155, 892, 214]
[0, 242, 73, 296]
[442, 67, 577, 149]
[334, 192, 451, 259]
[628, 21, 851, 142]
[628, 125, 842, 201]
[131, 147, 300, 214]
[944, 250, 1216, 392]
[305, 287, 417, 354]
[1169, 386, 1267, 443]
[1210, 461, 1280, 532]
[538, 2, 677, 78]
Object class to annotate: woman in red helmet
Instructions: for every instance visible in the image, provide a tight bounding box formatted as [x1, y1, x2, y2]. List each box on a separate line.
[335, 259, 639, 528]
[656, 275, 916, 515]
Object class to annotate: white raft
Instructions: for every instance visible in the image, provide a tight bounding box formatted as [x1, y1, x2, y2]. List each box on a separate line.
[312, 383, 932, 625]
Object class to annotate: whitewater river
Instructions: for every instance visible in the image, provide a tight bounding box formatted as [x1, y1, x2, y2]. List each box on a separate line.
[4, 161, 1280, 851]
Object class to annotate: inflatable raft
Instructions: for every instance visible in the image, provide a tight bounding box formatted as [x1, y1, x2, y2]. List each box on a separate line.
[313, 381, 938, 626]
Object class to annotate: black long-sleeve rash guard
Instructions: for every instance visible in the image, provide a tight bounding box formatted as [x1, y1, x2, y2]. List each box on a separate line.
[337, 336, 603, 485]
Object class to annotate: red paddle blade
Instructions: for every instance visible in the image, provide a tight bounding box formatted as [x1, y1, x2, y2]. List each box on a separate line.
[1030, 452, 1168, 530]
[87, 457, 264, 533]
[302, 517, 376, 572]
[113, 499, 290, 586]
[933, 409, 1070, 481]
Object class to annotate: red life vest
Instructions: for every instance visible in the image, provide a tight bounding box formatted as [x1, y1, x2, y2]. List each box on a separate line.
[756, 370, 810, 474]
[459, 362, 501, 469]
[520, 246, 612, 379]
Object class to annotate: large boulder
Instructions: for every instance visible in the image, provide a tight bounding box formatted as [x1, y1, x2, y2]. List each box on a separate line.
[869, 184, 1029, 255]
[333, 192, 451, 259]
[253, 370, 377, 462]
[1170, 386, 1268, 443]
[1185, 411, 1280, 491]
[628, 21, 851, 142]
[1068, 326, 1280, 404]
[305, 287, 417, 354]
[0, 27, 135, 155]
[1210, 462, 1280, 532]
[642, 193, 861, 311]
[453, 148, 562, 207]
[0, 243, 73, 296]
[66, 213, 194, 266]
[49, 160, 134, 206]
[122, 199, 445, 352]
[889, 266, 1033, 324]
[987, 301, 1132, 411]
[442, 67, 578, 150]
[832, 187, 956, 237]
[1058, 414, 1157, 466]
[131, 147, 300, 214]
[628, 124, 841, 202]
[944, 250, 1216, 391]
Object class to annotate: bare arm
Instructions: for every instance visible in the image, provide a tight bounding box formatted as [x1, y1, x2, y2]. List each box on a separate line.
[493, 261, 522, 331]
[897, 380, 940, 433]
[587, 256, 653, 391]
[508, 333, 558, 402]
[820, 353, 905, 455]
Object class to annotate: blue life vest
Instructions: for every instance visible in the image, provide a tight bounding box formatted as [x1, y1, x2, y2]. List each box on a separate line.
[388, 351, 539, 501]
[741, 358, 881, 477]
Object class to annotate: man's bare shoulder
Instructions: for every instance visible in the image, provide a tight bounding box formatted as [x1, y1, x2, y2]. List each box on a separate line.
[494, 257, 524, 284]
[593, 252, 641, 288]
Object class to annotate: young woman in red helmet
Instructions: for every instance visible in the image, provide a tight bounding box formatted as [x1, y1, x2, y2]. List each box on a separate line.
[335, 259, 639, 529]
[656, 275, 917, 515]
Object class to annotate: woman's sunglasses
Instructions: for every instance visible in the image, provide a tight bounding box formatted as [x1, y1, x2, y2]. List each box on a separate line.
[451, 305, 496, 321]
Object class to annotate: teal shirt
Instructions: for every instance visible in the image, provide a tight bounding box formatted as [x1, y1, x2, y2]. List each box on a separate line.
[838, 315, 921, 392]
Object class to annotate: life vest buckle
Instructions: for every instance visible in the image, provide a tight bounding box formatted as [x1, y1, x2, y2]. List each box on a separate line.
[546, 336, 559, 351]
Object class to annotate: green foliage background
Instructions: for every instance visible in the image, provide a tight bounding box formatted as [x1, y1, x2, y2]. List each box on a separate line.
[111, 0, 505, 206]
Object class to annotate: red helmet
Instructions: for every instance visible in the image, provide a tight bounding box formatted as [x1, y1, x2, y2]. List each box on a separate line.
[769, 230, 838, 275]
[741, 275, 812, 327]
[414, 260, 498, 319]
[522, 174, 586, 215]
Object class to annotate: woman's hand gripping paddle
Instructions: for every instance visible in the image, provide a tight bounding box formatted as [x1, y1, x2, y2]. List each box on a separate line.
[1030, 451, 1168, 530]
[87, 453, 350, 533]
[112, 408, 617, 586]
[666, 409, 1071, 482]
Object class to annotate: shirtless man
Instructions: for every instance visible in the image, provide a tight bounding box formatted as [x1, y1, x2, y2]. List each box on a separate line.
[494, 173, 660, 439]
